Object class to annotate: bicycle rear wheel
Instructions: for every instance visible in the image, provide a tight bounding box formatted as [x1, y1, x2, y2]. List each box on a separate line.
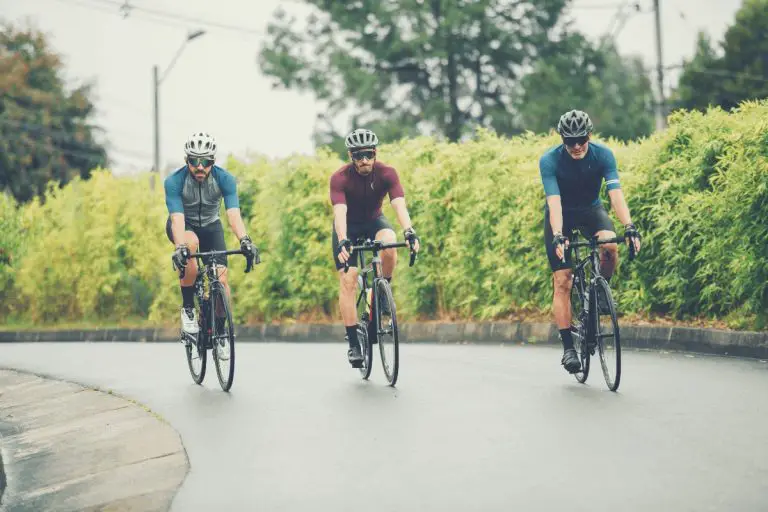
[211, 283, 236, 392]
[376, 279, 399, 386]
[185, 297, 207, 385]
[593, 277, 621, 391]
[570, 272, 590, 383]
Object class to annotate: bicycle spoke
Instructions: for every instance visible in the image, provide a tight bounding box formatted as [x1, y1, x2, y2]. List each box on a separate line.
[594, 278, 621, 391]
[376, 279, 399, 386]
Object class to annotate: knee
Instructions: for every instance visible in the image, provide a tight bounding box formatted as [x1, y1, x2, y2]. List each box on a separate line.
[602, 244, 618, 260]
[183, 232, 199, 251]
[553, 273, 572, 296]
[339, 271, 358, 295]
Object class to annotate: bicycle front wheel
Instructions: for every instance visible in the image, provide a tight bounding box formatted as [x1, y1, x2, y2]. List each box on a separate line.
[376, 279, 399, 386]
[593, 277, 621, 391]
[570, 273, 590, 384]
[185, 299, 207, 385]
[211, 283, 236, 392]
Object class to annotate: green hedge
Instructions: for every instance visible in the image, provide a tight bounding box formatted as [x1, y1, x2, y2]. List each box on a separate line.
[2, 100, 767, 330]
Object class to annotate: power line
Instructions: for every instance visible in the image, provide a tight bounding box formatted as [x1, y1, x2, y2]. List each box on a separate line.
[76, 0, 264, 36]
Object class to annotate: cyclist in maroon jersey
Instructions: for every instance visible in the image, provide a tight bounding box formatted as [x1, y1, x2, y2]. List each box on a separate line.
[329, 128, 421, 367]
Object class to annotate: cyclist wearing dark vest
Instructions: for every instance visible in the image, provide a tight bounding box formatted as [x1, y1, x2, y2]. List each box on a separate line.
[540, 110, 642, 374]
[330, 128, 421, 367]
[164, 132, 259, 338]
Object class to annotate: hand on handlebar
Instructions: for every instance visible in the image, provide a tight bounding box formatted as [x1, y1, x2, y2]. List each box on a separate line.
[337, 238, 352, 272]
[624, 223, 642, 260]
[239, 235, 260, 272]
[172, 244, 190, 277]
[552, 232, 569, 263]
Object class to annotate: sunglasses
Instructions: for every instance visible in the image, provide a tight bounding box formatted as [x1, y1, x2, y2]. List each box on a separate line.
[187, 157, 215, 168]
[563, 136, 589, 147]
[351, 149, 376, 161]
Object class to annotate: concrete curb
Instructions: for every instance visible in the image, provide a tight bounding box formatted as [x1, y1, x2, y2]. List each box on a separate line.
[0, 368, 189, 512]
[1, 321, 767, 359]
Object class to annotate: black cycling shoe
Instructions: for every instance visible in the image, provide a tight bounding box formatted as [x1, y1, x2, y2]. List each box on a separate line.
[561, 348, 582, 374]
[347, 346, 364, 368]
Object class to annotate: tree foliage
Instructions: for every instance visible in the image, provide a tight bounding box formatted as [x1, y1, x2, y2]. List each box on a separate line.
[0, 22, 107, 203]
[671, 0, 768, 112]
[517, 37, 654, 141]
[258, 0, 570, 145]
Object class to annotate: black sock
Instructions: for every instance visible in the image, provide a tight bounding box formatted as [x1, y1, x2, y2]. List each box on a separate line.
[559, 328, 574, 351]
[181, 286, 195, 309]
[385, 277, 391, 283]
[346, 326, 359, 349]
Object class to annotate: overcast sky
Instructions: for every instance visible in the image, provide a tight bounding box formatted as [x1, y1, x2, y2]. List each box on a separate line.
[1, 0, 744, 173]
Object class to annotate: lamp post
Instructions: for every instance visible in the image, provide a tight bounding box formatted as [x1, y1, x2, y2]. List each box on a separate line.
[151, 29, 206, 189]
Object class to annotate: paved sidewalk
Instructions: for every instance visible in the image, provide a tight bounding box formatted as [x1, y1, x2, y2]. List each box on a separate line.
[0, 369, 188, 512]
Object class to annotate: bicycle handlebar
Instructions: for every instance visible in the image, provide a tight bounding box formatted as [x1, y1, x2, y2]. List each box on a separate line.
[566, 234, 637, 262]
[342, 240, 418, 273]
[176, 248, 256, 278]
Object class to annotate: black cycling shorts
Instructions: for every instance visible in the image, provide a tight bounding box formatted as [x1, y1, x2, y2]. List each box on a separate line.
[165, 216, 228, 267]
[543, 205, 616, 272]
[331, 215, 395, 270]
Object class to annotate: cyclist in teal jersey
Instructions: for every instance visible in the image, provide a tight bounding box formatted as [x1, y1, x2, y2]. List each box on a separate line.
[164, 132, 259, 337]
[539, 110, 642, 374]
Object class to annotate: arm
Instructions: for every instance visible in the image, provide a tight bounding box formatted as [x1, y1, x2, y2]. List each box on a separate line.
[607, 189, 633, 226]
[218, 170, 247, 240]
[330, 172, 348, 239]
[602, 150, 632, 226]
[333, 204, 349, 241]
[386, 167, 411, 230]
[540, 155, 563, 234]
[226, 208, 248, 240]
[164, 174, 187, 245]
[546, 196, 564, 235]
[390, 197, 413, 231]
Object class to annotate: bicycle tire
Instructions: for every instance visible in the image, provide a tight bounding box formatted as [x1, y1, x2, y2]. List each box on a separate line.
[376, 279, 399, 386]
[211, 283, 236, 392]
[357, 283, 373, 380]
[570, 272, 590, 383]
[593, 277, 621, 391]
[185, 297, 207, 385]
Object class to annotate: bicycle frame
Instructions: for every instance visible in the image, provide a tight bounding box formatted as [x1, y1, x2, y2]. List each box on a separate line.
[183, 249, 246, 342]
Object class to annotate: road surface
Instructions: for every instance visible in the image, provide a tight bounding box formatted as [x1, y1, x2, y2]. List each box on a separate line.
[1, 341, 767, 511]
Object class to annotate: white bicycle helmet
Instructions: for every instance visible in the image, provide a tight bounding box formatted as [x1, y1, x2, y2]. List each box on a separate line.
[184, 132, 217, 158]
[557, 110, 594, 137]
[344, 128, 379, 150]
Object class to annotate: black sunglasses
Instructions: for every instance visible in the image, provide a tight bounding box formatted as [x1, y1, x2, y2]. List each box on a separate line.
[563, 136, 589, 147]
[187, 157, 215, 168]
[351, 149, 376, 161]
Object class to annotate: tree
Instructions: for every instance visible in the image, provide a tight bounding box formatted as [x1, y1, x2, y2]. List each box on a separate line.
[671, 0, 768, 112]
[258, 0, 570, 146]
[0, 22, 107, 203]
[516, 36, 654, 141]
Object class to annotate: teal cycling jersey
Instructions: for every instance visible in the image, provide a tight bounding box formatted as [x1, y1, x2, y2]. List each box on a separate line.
[164, 165, 239, 228]
[539, 141, 621, 209]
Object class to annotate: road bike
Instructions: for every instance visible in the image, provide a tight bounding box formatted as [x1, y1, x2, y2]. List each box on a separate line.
[179, 248, 253, 392]
[567, 231, 635, 392]
[344, 238, 417, 386]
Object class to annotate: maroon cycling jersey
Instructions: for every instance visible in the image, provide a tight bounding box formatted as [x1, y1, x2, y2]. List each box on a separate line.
[329, 161, 405, 222]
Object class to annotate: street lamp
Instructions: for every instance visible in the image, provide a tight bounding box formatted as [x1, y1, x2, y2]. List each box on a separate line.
[151, 29, 206, 188]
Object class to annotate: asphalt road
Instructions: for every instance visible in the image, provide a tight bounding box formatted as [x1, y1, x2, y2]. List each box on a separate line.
[1, 341, 767, 512]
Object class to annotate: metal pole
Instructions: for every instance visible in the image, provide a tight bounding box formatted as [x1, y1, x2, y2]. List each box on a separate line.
[153, 65, 160, 187]
[653, 0, 667, 130]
